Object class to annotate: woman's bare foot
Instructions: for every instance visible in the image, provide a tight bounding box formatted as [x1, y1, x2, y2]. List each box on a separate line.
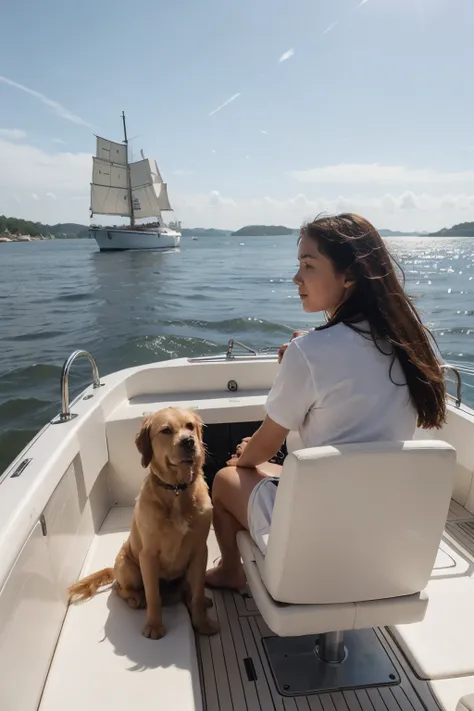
[205, 562, 246, 590]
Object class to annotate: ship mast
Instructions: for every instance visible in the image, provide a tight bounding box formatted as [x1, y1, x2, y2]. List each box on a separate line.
[121, 111, 135, 227]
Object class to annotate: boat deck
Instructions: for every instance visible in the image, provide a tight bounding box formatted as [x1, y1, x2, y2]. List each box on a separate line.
[39, 502, 474, 711]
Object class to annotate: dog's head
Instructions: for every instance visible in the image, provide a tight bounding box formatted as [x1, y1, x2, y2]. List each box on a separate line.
[135, 407, 205, 484]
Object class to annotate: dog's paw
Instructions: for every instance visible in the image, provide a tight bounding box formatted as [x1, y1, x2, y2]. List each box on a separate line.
[127, 592, 146, 610]
[142, 621, 165, 640]
[193, 614, 219, 636]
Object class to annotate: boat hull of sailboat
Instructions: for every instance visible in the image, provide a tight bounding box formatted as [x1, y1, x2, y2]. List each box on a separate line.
[91, 227, 181, 251]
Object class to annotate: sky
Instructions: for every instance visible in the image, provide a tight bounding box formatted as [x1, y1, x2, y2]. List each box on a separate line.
[1, 0, 474, 232]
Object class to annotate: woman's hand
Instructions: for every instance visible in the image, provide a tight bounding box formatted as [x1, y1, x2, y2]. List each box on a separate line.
[277, 331, 306, 363]
[226, 418, 289, 469]
[226, 437, 251, 466]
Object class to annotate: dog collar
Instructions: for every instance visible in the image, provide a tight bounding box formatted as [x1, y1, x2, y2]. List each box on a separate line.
[153, 470, 194, 496]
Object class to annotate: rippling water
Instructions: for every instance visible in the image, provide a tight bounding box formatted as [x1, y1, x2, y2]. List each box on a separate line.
[1, 235, 474, 474]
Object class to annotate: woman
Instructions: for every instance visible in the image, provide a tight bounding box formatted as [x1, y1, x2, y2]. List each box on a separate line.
[205, 213, 446, 590]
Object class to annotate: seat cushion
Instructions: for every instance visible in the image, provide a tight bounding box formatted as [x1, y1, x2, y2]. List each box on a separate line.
[40, 508, 203, 711]
[237, 531, 428, 637]
[458, 695, 474, 711]
[391, 577, 474, 680]
[429, 678, 474, 711]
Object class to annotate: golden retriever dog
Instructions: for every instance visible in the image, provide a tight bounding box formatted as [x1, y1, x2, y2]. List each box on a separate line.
[68, 407, 219, 640]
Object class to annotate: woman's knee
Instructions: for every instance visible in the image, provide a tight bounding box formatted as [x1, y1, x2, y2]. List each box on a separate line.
[212, 466, 238, 505]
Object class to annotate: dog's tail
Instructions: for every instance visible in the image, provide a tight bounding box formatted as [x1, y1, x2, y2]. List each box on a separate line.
[68, 568, 115, 603]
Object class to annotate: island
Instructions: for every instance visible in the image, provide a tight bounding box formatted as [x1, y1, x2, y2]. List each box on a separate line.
[428, 221, 474, 237]
[0, 215, 90, 241]
[181, 228, 230, 238]
[378, 229, 428, 237]
[231, 225, 294, 237]
[0, 215, 235, 242]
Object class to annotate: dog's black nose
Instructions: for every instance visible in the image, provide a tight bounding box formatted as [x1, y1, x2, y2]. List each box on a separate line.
[180, 436, 196, 451]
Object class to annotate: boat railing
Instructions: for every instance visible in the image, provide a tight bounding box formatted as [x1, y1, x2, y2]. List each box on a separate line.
[50, 350, 103, 424]
[47, 345, 473, 424]
[190, 340, 473, 410]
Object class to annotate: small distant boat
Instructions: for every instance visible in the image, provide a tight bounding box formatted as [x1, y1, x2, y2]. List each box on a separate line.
[89, 112, 181, 252]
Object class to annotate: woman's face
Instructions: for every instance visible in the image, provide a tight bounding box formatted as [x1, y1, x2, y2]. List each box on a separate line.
[293, 235, 350, 314]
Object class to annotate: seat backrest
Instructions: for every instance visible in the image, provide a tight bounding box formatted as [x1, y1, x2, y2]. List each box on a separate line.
[263, 440, 456, 605]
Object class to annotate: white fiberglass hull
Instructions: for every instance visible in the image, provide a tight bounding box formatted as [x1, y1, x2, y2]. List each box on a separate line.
[1, 347, 474, 711]
[91, 227, 181, 251]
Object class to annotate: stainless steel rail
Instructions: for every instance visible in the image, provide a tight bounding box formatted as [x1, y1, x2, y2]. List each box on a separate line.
[50, 350, 103, 424]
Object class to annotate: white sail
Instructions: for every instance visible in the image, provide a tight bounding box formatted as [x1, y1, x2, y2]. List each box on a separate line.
[91, 184, 130, 216]
[153, 159, 163, 185]
[96, 136, 127, 166]
[132, 184, 163, 219]
[92, 158, 128, 189]
[90, 127, 173, 220]
[158, 183, 172, 211]
[130, 158, 159, 188]
[129, 158, 172, 218]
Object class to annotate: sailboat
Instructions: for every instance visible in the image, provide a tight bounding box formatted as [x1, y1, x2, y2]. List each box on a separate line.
[89, 112, 181, 251]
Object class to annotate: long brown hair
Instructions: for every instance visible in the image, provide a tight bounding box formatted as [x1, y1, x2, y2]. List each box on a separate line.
[300, 213, 446, 429]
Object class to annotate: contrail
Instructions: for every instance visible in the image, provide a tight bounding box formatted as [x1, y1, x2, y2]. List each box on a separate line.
[323, 21, 339, 34]
[0, 75, 92, 127]
[208, 92, 241, 117]
[279, 48, 294, 63]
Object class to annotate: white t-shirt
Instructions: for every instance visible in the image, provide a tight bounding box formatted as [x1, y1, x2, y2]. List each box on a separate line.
[265, 322, 417, 452]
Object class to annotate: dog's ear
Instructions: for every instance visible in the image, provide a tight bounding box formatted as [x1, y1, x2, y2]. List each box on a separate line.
[135, 418, 153, 468]
[192, 411, 204, 440]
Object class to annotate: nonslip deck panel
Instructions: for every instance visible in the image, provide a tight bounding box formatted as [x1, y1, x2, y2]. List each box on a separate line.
[197, 586, 442, 711]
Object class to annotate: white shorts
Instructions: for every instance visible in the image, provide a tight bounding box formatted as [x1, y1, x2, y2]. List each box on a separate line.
[247, 477, 279, 555]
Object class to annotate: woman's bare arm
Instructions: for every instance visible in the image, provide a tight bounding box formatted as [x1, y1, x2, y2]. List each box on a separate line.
[231, 416, 289, 469]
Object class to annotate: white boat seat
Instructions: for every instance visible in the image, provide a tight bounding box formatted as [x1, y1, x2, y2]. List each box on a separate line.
[458, 695, 474, 711]
[237, 440, 456, 696]
[391, 576, 474, 679]
[39, 508, 202, 711]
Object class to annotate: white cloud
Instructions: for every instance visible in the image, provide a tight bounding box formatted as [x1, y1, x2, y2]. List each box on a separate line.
[356, 0, 369, 8]
[0, 128, 26, 140]
[172, 190, 474, 232]
[323, 21, 338, 35]
[208, 92, 241, 117]
[289, 162, 474, 185]
[2, 135, 474, 232]
[0, 75, 91, 127]
[0, 136, 91, 223]
[53, 138, 65, 144]
[0, 137, 90, 191]
[260, 129, 268, 135]
[279, 48, 294, 63]
[207, 190, 237, 208]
